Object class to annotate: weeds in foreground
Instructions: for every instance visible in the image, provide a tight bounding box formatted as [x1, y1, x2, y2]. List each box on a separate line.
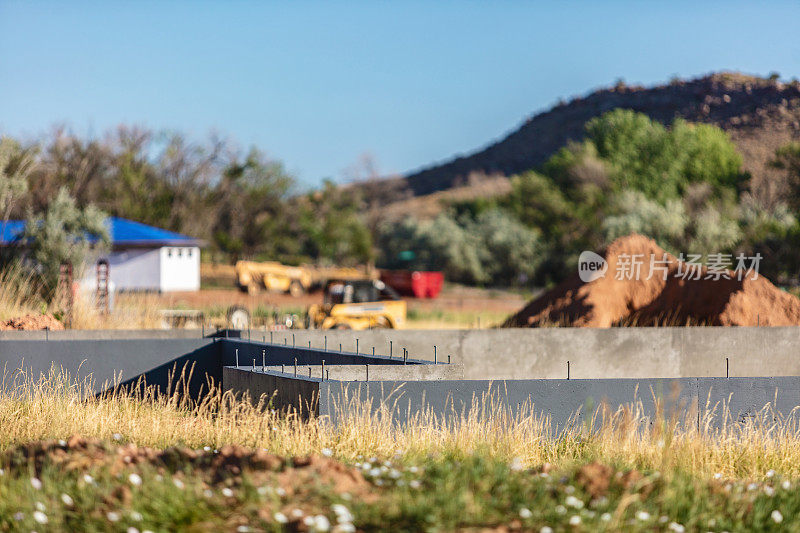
[1, 370, 800, 530]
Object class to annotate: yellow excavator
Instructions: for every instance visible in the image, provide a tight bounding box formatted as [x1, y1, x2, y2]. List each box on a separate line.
[306, 279, 406, 330]
[234, 260, 377, 297]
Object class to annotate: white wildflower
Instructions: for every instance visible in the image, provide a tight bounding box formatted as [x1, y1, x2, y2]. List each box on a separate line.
[569, 515, 581, 525]
[30, 478, 42, 490]
[35, 502, 46, 512]
[764, 486, 775, 496]
[112, 433, 122, 441]
[540, 527, 553, 533]
[321, 448, 333, 457]
[519, 507, 532, 519]
[129, 473, 142, 487]
[510, 457, 524, 471]
[565, 495, 583, 509]
[61, 494, 73, 506]
[222, 487, 234, 497]
[767, 470, 775, 478]
[564, 485, 575, 494]
[636, 511, 650, 521]
[601, 512, 612, 522]
[173, 478, 184, 490]
[713, 472, 722, 479]
[668, 522, 685, 533]
[204, 489, 213, 498]
[313, 515, 331, 531]
[83, 474, 94, 484]
[130, 511, 143, 522]
[236, 526, 250, 532]
[334, 525, 355, 533]
[276, 487, 287, 497]
[555, 505, 566, 515]
[107, 511, 120, 522]
[33, 511, 48, 524]
[783, 480, 791, 490]
[772, 510, 783, 523]
[274, 512, 288, 523]
[127, 528, 140, 533]
[409, 480, 421, 489]
[747, 483, 758, 491]
[292, 509, 305, 518]
[332, 504, 353, 523]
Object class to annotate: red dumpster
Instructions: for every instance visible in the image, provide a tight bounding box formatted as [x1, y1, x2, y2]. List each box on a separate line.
[380, 270, 444, 299]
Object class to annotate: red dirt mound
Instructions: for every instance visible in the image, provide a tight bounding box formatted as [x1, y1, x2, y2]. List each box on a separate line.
[504, 234, 800, 327]
[0, 313, 64, 331]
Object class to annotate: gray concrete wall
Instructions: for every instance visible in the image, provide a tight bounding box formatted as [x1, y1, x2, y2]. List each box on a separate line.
[0, 329, 211, 341]
[223, 366, 320, 416]
[318, 377, 800, 430]
[0, 338, 216, 396]
[262, 364, 463, 382]
[264, 327, 800, 380]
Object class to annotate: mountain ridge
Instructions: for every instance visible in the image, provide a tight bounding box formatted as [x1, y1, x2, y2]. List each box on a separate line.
[379, 72, 800, 209]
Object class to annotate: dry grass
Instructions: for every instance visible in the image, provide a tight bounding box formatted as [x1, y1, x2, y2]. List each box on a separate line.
[2, 366, 800, 481]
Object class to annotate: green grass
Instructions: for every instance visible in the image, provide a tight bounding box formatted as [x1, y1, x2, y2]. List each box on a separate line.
[1, 445, 797, 532]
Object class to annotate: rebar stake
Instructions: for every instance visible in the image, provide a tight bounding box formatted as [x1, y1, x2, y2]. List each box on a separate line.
[235, 349, 239, 368]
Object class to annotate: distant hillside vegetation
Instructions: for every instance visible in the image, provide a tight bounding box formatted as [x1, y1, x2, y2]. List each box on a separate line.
[382, 72, 800, 209]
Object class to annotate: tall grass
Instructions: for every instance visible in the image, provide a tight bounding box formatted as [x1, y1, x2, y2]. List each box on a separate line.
[2, 366, 800, 480]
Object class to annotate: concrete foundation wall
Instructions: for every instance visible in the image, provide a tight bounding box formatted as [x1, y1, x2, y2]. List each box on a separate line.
[0, 338, 216, 396]
[318, 376, 800, 430]
[264, 327, 800, 380]
[223, 367, 320, 416]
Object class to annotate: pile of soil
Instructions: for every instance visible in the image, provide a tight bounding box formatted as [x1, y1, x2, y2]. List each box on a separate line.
[0, 313, 64, 331]
[504, 234, 800, 327]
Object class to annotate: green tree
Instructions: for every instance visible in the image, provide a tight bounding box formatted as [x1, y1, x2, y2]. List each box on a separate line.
[20, 188, 109, 293]
[297, 180, 373, 265]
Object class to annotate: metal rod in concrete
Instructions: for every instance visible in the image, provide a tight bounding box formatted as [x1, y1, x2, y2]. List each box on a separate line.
[252, 359, 255, 369]
[325, 336, 327, 351]
[262, 350, 266, 372]
[321, 360, 325, 381]
[434, 345, 437, 364]
[339, 343, 342, 353]
[726, 357, 729, 378]
[390, 341, 393, 358]
[292, 334, 295, 348]
[235, 349, 239, 368]
[270, 331, 273, 344]
[448, 355, 451, 364]
[202, 324, 204, 337]
[326, 369, 329, 381]
[284, 338, 287, 346]
[356, 339, 359, 354]
[308, 341, 311, 349]
[403, 348, 407, 365]
[309, 367, 311, 378]
[372, 347, 375, 356]
[366, 364, 369, 382]
[281, 364, 285, 374]
[567, 361, 570, 380]
[294, 358, 298, 377]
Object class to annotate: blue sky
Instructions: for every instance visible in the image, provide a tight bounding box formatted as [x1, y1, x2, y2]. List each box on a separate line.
[1, 1, 799, 187]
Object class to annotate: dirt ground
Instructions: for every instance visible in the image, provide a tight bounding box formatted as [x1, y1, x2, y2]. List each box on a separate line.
[147, 284, 527, 329]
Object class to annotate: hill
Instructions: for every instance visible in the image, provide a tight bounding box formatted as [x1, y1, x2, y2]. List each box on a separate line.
[374, 72, 800, 211]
